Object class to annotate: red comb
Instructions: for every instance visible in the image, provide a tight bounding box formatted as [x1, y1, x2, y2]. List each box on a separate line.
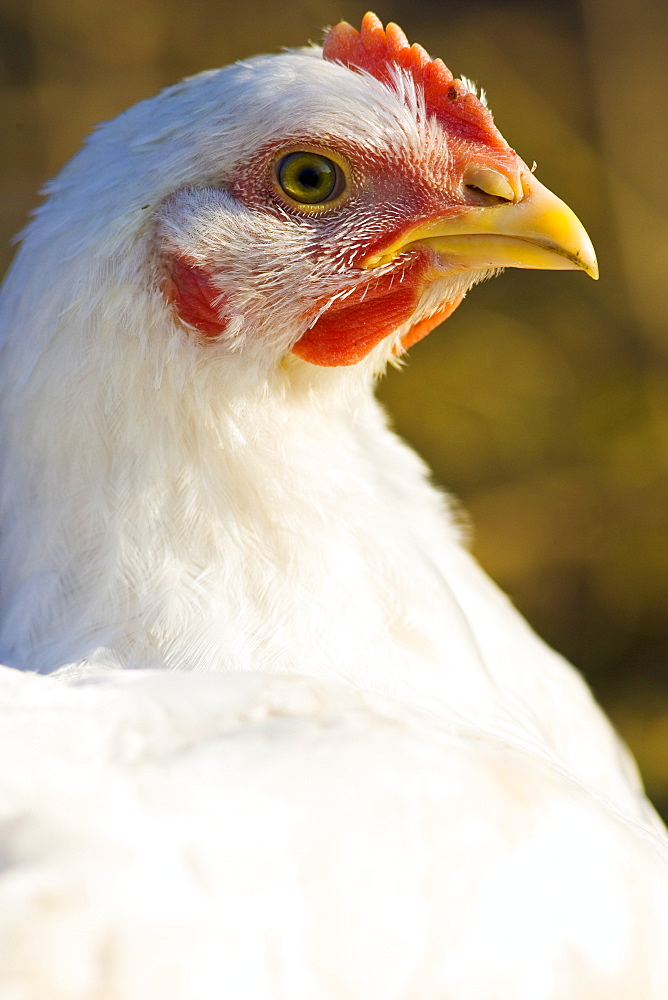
[323, 12, 504, 148]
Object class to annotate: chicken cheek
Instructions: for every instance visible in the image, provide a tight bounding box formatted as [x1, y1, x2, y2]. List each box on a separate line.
[164, 255, 461, 363]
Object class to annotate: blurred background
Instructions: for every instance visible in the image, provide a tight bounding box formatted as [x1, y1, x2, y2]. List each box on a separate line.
[1, 0, 666, 817]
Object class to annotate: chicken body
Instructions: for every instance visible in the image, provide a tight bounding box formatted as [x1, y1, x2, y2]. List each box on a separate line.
[0, 14, 666, 999]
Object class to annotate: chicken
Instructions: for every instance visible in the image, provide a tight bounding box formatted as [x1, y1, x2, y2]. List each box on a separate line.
[0, 12, 666, 999]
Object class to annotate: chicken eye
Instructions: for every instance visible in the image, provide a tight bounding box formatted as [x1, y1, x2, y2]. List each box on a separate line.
[276, 152, 343, 206]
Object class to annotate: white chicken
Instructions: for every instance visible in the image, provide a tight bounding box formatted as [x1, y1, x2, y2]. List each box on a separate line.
[0, 12, 666, 999]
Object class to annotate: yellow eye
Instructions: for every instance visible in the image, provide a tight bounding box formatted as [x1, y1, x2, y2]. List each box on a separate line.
[276, 151, 345, 206]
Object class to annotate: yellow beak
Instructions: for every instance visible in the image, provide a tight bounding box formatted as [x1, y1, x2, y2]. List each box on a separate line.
[362, 174, 598, 279]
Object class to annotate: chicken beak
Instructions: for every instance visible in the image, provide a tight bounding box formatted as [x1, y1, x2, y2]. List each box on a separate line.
[363, 173, 599, 279]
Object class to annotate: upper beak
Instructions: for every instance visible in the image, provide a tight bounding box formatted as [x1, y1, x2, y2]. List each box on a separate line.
[362, 172, 598, 279]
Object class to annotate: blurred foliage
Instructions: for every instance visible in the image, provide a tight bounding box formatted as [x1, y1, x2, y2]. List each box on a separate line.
[1, 0, 666, 817]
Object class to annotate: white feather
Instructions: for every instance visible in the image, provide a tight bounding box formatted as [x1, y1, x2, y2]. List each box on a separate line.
[0, 36, 666, 999]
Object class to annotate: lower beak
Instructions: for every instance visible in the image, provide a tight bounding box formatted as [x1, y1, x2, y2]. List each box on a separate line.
[363, 174, 598, 279]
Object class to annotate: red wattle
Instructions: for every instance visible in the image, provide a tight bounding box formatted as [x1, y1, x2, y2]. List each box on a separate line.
[398, 295, 464, 353]
[293, 272, 421, 367]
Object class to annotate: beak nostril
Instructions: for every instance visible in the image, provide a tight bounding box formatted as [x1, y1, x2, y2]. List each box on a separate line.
[463, 167, 518, 204]
[464, 184, 511, 206]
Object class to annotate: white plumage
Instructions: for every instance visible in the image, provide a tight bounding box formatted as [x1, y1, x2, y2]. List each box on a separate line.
[0, 13, 666, 998]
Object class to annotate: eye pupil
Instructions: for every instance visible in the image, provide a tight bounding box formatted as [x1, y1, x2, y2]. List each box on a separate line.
[298, 167, 320, 190]
[276, 152, 343, 207]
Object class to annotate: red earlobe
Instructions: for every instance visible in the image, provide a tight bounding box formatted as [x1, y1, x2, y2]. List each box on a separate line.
[164, 256, 230, 340]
